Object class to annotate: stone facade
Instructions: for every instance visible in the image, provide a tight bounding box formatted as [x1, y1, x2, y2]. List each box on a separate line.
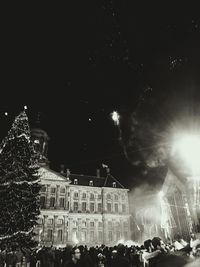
[35, 166, 131, 247]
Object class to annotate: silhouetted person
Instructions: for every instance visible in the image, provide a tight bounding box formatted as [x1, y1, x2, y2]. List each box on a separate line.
[63, 247, 82, 267]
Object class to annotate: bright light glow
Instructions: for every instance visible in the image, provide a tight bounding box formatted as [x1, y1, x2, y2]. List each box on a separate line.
[72, 234, 79, 245]
[4, 112, 8, 116]
[117, 239, 125, 244]
[111, 111, 120, 125]
[172, 134, 200, 173]
[158, 191, 164, 198]
[116, 239, 140, 246]
[24, 105, 27, 110]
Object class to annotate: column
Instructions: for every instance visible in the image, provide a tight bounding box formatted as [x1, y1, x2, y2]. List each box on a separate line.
[78, 218, 81, 241]
[70, 189, 73, 211]
[56, 185, 60, 209]
[120, 218, 123, 239]
[68, 218, 73, 241]
[53, 215, 58, 245]
[65, 185, 69, 210]
[87, 190, 90, 212]
[94, 219, 98, 244]
[78, 189, 81, 211]
[46, 184, 50, 208]
[86, 218, 90, 244]
[43, 215, 48, 242]
[63, 215, 68, 243]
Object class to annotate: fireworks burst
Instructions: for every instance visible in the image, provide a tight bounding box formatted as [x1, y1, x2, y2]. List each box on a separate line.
[111, 111, 120, 125]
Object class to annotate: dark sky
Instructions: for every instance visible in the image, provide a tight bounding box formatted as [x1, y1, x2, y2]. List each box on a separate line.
[1, 2, 200, 188]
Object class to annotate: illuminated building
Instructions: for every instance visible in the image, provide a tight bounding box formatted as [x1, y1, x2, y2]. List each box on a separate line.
[31, 128, 131, 247]
[162, 168, 199, 241]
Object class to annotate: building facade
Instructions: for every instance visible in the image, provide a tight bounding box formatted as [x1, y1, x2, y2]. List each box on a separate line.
[161, 169, 197, 241]
[31, 128, 131, 247]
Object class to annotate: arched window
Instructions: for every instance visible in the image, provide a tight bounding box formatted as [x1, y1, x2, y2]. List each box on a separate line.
[114, 194, 118, 201]
[107, 194, 111, 200]
[90, 193, 94, 200]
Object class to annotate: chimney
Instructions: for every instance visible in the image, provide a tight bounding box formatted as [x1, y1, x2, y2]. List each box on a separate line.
[66, 168, 70, 178]
[106, 167, 110, 175]
[60, 164, 65, 174]
[96, 169, 100, 178]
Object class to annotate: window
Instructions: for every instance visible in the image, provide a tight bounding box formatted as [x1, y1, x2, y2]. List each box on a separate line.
[115, 204, 118, 212]
[114, 195, 118, 201]
[107, 194, 111, 200]
[98, 194, 102, 200]
[112, 182, 116, 188]
[90, 231, 94, 241]
[48, 219, 53, 225]
[122, 204, 126, 213]
[108, 231, 113, 241]
[82, 221, 87, 227]
[107, 203, 111, 212]
[82, 202, 86, 212]
[124, 222, 128, 228]
[98, 222, 103, 227]
[90, 193, 94, 200]
[108, 221, 112, 228]
[60, 187, 65, 194]
[121, 194, 125, 200]
[89, 180, 93, 186]
[74, 179, 78, 185]
[47, 229, 53, 241]
[98, 231, 103, 242]
[90, 203, 95, 212]
[74, 202, 78, 212]
[57, 229, 63, 241]
[81, 231, 86, 242]
[51, 188, 56, 194]
[74, 192, 79, 199]
[72, 231, 78, 241]
[40, 196, 45, 208]
[116, 231, 121, 240]
[98, 203, 102, 212]
[58, 219, 63, 225]
[90, 222, 94, 227]
[73, 221, 78, 227]
[59, 198, 65, 207]
[50, 197, 55, 208]
[115, 222, 120, 228]
[124, 231, 128, 240]
[82, 193, 86, 199]
[41, 186, 46, 192]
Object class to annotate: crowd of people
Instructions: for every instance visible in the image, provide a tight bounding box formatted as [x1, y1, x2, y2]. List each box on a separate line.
[1, 234, 200, 267]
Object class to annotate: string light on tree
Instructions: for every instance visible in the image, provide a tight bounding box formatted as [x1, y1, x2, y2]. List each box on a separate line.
[111, 111, 120, 125]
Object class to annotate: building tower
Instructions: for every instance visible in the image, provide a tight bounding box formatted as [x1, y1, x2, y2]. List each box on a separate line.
[30, 112, 50, 166]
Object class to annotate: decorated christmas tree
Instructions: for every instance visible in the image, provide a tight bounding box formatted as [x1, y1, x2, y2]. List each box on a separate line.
[0, 111, 41, 250]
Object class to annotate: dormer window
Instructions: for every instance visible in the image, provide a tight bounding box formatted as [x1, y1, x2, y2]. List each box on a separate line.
[89, 180, 93, 186]
[74, 179, 78, 185]
[112, 182, 116, 188]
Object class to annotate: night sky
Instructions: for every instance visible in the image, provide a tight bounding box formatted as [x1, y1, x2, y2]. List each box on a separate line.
[1, 2, 200, 188]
